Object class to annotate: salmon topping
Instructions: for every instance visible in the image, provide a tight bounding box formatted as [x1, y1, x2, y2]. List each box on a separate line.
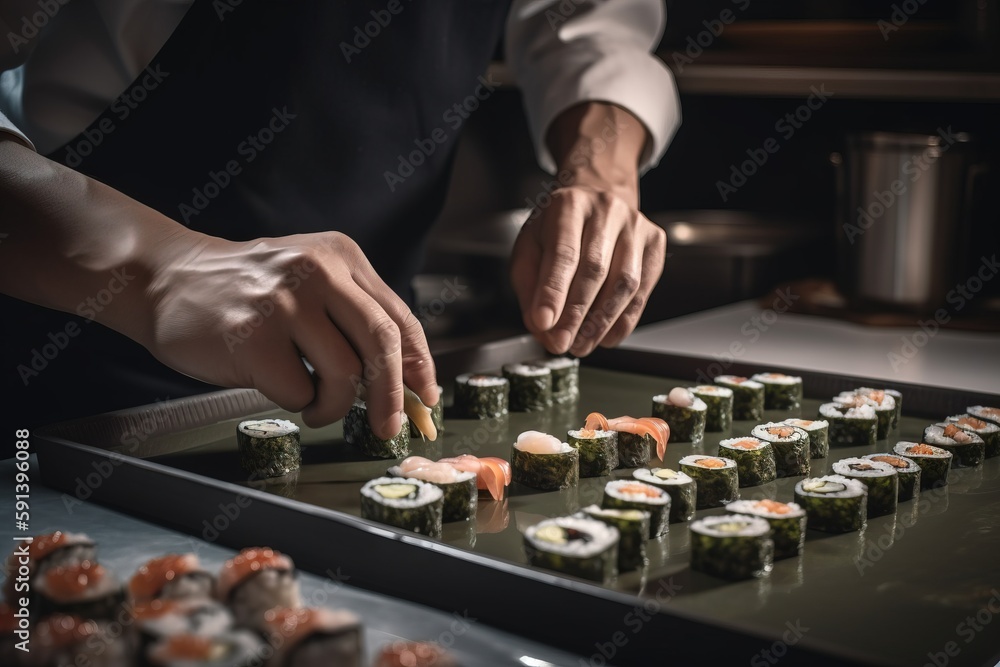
[942, 424, 962, 438]
[871, 455, 908, 469]
[766, 426, 796, 438]
[755, 500, 791, 514]
[44, 561, 105, 599]
[617, 483, 663, 498]
[156, 635, 216, 660]
[697, 458, 726, 468]
[956, 417, 987, 429]
[730, 439, 760, 450]
[979, 407, 1000, 419]
[906, 444, 937, 455]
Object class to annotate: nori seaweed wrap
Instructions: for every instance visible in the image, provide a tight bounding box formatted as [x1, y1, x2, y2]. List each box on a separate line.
[616, 431, 654, 469]
[679, 455, 739, 508]
[750, 423, 810, 478]
[782, 418, 830, 460]
[793, 475, 867, 533]
[386, 464, 477, 523]
[750, 372, 803, 410]
[819, 402, 877, 447]
[924, 423, 986, 468]
[894, 442, 952, 490]
[690, 385, 734, 432]
[832, 458, 898, 518]
[579, 505, 650, 572]
[727, 499, 807, 560]
[454, 373, 509, 419]
[632, 468, 697, 523]
[511, 431, 579, 491]
[651, 389, 707, 443]
[601, 480, 671, 538]
[863, 454, 921, 502]
[946, 414, 1000, 458]
[360, 477, 444, 538]
[236, 419, 301, 479]
[502, 363, 553, 412]
[567, 428, 618, 477]
[344, 400, 410, 459]
[523, 516, 619, 584]
[718, 437, 777, 487]
[410, 385, 445, 438]
[715, 375, 765, 421]
[689, 515, 774, 580]
[532, 357, 580, 404]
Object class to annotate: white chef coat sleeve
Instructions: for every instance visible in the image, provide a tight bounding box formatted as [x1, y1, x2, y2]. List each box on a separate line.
[505, 0, 680, 174]
[0, 108, 36, 151]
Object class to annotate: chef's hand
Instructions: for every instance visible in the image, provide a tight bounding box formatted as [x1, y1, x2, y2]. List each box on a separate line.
[510, 103, 667, 357]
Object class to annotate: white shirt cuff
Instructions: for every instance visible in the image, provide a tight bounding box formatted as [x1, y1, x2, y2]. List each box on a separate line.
[0, 108, 35, 151]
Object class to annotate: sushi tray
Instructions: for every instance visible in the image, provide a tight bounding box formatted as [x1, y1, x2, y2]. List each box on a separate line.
[35, 336, 1000, 666]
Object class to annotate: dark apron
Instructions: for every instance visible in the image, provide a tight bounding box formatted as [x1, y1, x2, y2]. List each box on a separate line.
[2, 0, 510, 428]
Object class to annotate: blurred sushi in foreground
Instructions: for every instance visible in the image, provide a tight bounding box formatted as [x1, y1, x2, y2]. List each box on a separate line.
[3, 531, 96, 602]
[523, 516, 619, 584]
[34, 560, 125, 620]
[689, 515, 774, 580]
[262, 607, 363, 667]
[129, 554, 214, 604]
[360, 477, 444, 538]
[651, 388, 707, 444]
[26, 614, 134, 667]
[217, 548, 301, 629]
[511, 431, 579, 491]
[374, 641, 457, 667]
[146, 631, 266, 667]
[134, 598, 234, 646]
[714, 375, 764, 421]
[793, 475, 867, 533]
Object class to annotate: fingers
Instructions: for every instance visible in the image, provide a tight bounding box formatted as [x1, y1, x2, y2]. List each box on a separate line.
[510, 221, 543, 334]
[601, 224, 667, 348]
[244, 338, 316, 414]
[292, 311, 362, 428]
[528, 199, 584, 333]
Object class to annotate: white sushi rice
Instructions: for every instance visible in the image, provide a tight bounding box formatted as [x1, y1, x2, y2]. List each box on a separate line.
[690, 514, 771, 538]
[836, 391, 895, 411]
[502, 363, 551, 377]
[854, 387, 897, 409]
[652, 393, 707, 411]
[820, 402, 876, 420]
[524, 516, 619, 558]
[715, 375, 764, 389]
[360, 477, 443, 508]
[893, 441, 952, 461]
[604, 480, 670, 505]
[679, 454, 737, 470]
[690, 385, 734, 397]
[727, 499, 805, 520]
[782, 418, 829, 433]
[238, 418, 299, 437]
[532, 357, 580, 370]
[751, 372, 802, 385]
[568, 429, 615, 440]
[139, 599, 234, 639]
[924, 424, 983, 446]
[795, 474, 867, 498]
[719, 436, 769, 451]
[580, 504, 650, 522]
[832, 457, 896, 478]
[751, 422, 808, 443]
[633, 468, 694, 487]
[457, 373, 508, 388]
[967, 406, 1000, 425]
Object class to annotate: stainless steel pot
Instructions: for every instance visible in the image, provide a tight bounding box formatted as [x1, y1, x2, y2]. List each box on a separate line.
[833, 130, 983, 312]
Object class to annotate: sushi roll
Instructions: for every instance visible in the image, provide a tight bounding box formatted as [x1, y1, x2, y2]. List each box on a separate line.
[831, 458, 898, 518]
[386, 459, 477, 523]
[718, 437, 777, 487]
[579, 505, 651, 571]
[836, 390, 895, 440]
[360, 477, 444, 538]
[343, 399, 410, 459]
[601, 480, 671, 538]
[750, 423, 810, 478]
[946, 414, 1000, 458]
[146, 631, 267, 667]
[863, 454, 922, 502]
[727, 499, 807, 560]
[374, 642, 457, 667]
[523, 516, 619, 584]
[567, 428, 618, 477]
[3, 531, 96, 602]
[409, 385, 444, 438]
[893, 442, 952, 490]
[819, 402, 877, 447]
[236, 419, 301, 479]
[793, 475, 868, 533]
[967, 405, 1000, 427]
[714, 375, 765, 421]
[651, 388, 707, 443]
[924, 423, 986, 468]
[261, 607, 363, 667]
[689, 515, 774, 580]
[750, 372, 803, 410]
[615, 430, 654, 469]
[679, 455, 739, 509]
[453, 374, 509, 419]
[501, 363, 552, 412]
[217, 548, 302, 629]
[632, 468, 697, 523]
[781, 418, 830, 460]
[134, 598, 234, 645]
[690, 385, 734, 432]
[129, 554, 215, 604]
[34, 560, 125, 620]
[531, 357, 580, 404]
[511, 431, 579, 491]
[29, 614, 135, 667]
[886, 389, 903, 428]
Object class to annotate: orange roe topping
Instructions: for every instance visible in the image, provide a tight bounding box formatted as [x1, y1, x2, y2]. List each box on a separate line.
[697, 458, 726, 468]
[956, 417, 987, 429]
[217, 547, 291, 601]
[129, 554, 202, 602]
[44, 561, 105, 600]
[131, 599, 181, 621]
[906, 444, 937, 455]
[755, 500, 791, 514]
[153, 635, 216, 660]
[376, 641, 452, 667]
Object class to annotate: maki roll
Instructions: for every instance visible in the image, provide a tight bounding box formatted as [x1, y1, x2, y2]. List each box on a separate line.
[727, 499, 807, 560]
[967, 405, 1000, 427]
[750, 423, 810, 478]
[946, 414, 1000, 458]
[454, 373, 509, 419]
[523, 516, 619, 584]
[531, 357, 580, 404]
[894, 442, 952, 490]
[3, 531, 96, 602]
[886, 389, 903, 428]
[375, 642, 457, 667]
[511, 431, 579, 491]
[601, 480, 671, 538]
[633, 468, 697, 523]
[689, 515, 774, 580]
[615, 430, 654, 469]
[793, 475, 868, 533]
[714, 376, 765, 421]
[146, 631, 266, 667]
[567, 427, 618, 477]
[924, 423, 986, 468]
[651, 388, 707, 443]
[679, 455, 739, 508]
[831, 458, 898, 518]
[782, 418, 830, 460]
[343, 399, 410, 459]
[579, 505, 651, 571]
[360, 477, 444, 538]
[718, 437, 777, 487]
[387, 458, 477, 522]
[750, 372, 803, 410]
[217, 548, 302, 629]
[836, 390, 895, 440]
[262, 607, 363, 667]
[30, 614, 135, 667]
[129, 554, 215, 604]
[409, 385, 444, 438]
[819, 402, 877, 447]
[501, 363, 553, 412]
[236, 419, 301, 479]
[863, 454, 922, 502]
[134, 598, 234, 645]
[34, 560, 125, 620]
[690, 385, 734, 432]
[581, 412, 670, 466]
